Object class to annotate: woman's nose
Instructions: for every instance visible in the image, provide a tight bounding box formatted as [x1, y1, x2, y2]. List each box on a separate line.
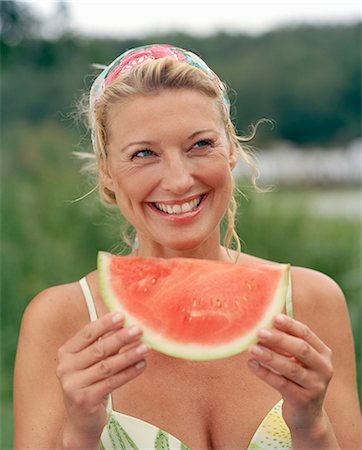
[160, 154, 194, 195]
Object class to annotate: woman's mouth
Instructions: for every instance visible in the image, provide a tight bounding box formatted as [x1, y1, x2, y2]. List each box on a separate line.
[149, 194, 206, 215]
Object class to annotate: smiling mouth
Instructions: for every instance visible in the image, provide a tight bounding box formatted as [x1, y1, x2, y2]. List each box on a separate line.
[151, 195, 205, 215]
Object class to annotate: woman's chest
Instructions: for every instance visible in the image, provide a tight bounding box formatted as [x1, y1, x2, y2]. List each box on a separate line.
[110, 351, 282, 449]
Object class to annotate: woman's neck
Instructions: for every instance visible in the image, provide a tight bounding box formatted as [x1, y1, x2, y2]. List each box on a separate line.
[134, 235, 234, 263]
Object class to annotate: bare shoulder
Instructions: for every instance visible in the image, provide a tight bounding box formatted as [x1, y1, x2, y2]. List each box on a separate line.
[20, 278, 91, 347]
[288, 266, 356, 374]
[14, 278, 98, 446]
[289, 265, 347, 322]
[236, 250, 347, 320]
[237, 251, 350, 340]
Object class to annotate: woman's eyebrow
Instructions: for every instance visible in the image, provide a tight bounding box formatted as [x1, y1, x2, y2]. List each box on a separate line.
[188, 129, 216, 139]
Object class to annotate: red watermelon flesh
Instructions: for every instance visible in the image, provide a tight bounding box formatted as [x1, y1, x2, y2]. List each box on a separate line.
[98, 252, 290, 360]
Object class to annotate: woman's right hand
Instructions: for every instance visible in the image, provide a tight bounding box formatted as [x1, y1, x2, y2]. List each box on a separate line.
[56, 312, 149, 446]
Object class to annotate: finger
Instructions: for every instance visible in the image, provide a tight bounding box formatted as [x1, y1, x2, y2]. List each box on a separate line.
[85, 358, 148, 406]
[249, 344, 310, 387]
[67, 359, 147, 411]
[248, 359, 302, 402]
[257, 328, 327, 372]
[273, 314, 329, 355]
[78, 342, 150, 388]
[74, 324, 143, 370]
[63, 313, 125, 353]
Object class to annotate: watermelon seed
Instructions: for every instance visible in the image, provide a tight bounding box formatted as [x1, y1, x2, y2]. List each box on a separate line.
[151, 277, 157, 284]
[216, 299, 222, 308]
[143, 287, 148, 293]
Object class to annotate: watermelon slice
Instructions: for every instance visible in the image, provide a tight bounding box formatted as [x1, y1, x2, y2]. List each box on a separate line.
[98, 251, 290, 361]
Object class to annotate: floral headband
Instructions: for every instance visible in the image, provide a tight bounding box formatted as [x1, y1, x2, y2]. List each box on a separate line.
[89, 44, 230, 153]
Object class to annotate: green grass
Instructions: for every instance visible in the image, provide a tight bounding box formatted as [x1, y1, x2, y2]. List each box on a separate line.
[1, 121, 361, 448]
[0, 401, 13, 450]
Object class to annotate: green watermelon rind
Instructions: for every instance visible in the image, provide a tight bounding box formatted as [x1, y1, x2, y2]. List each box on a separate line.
[98, 251, 290, 361]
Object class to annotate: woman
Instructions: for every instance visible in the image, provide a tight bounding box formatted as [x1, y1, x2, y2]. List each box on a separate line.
[14, 44, 361, 449]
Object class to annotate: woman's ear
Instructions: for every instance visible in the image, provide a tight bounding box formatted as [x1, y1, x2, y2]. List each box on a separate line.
[229, 146, 238, 170]
[99, 156, 114, 192]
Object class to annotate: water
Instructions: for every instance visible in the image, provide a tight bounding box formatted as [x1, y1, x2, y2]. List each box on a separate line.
[306, 189, 362, 219]
[235, 141, 362, 187]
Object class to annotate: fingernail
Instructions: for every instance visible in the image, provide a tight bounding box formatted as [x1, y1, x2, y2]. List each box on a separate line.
[248, 359, 259, 369]
[128, 325, 141, 337]
[251, 345, 264, 356]
[258, 329, 272, 339]
[275, 314, 286, 324]
[112, 313, 123, 323]
[136, 344, 149, 355]
[135, 360, 146, 370]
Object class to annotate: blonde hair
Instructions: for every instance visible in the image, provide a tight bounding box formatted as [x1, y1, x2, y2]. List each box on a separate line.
[77, 57, 262, 256]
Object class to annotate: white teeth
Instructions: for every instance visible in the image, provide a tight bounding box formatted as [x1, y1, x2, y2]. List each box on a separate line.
[172, 204, 182, 214]
[154, 196, 202, 215]
[181, 202, 192, 213]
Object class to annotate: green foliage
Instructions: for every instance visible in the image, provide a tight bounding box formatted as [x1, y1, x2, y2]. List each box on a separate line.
[0, 0, 41, 45]
[1, 23, 361, 146]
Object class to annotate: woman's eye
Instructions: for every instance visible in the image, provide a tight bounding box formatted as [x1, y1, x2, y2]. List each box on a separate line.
[132, 149, 154, 159]
[193, 139, 213, 149]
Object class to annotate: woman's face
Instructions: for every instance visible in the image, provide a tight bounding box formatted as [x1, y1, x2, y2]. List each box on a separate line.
[102, 88, 237, 254]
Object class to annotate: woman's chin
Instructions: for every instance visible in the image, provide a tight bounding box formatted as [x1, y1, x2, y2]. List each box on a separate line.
[161, 239, 202, 252]
[150, 233, 209, 255]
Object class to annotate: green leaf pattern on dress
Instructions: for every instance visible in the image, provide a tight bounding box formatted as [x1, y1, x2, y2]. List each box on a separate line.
[105, 415, 190, 450]
[155, 430, 170, 450]
[247, 401, 291, 450]
[107, 416, 139, 450]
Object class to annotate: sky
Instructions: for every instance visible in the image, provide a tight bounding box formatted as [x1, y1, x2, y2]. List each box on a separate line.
[28, 0, 361, 38]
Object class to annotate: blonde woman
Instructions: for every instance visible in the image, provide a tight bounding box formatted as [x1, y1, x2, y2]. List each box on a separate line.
[14, 44, 361, 449]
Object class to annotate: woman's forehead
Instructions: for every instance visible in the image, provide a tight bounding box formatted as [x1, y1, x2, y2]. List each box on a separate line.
[107, 89, 225, 141]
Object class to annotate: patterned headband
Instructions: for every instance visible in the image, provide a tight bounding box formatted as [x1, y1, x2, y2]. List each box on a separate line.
[89, 44, 230, 153]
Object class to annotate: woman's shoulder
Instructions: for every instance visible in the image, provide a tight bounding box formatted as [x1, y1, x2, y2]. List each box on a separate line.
[20, 273, 97, 345]
[290, 265, 345, 301]
[289, 265, 349, 337]
[235, 251, 346, 315]
[238, 252, 350, 351]
[287, 264, 345, 316]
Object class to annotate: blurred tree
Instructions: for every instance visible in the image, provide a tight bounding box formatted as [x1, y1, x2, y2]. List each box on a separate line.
[0, 0, 71, 44]
[40, 0, 71, 39]
[1, 3, 360, 146]
[0, 0, 40, 46]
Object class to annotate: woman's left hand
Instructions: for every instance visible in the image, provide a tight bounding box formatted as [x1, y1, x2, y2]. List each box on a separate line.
[248, 313, 334, 432]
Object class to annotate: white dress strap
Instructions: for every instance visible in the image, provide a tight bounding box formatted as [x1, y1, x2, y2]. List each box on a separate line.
[79, 277, 98, 322]
[79, 276, 113, 412]
[285, 269, 294, 319]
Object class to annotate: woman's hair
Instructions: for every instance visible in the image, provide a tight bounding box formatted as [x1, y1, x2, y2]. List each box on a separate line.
[78, 56, 262, 256]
